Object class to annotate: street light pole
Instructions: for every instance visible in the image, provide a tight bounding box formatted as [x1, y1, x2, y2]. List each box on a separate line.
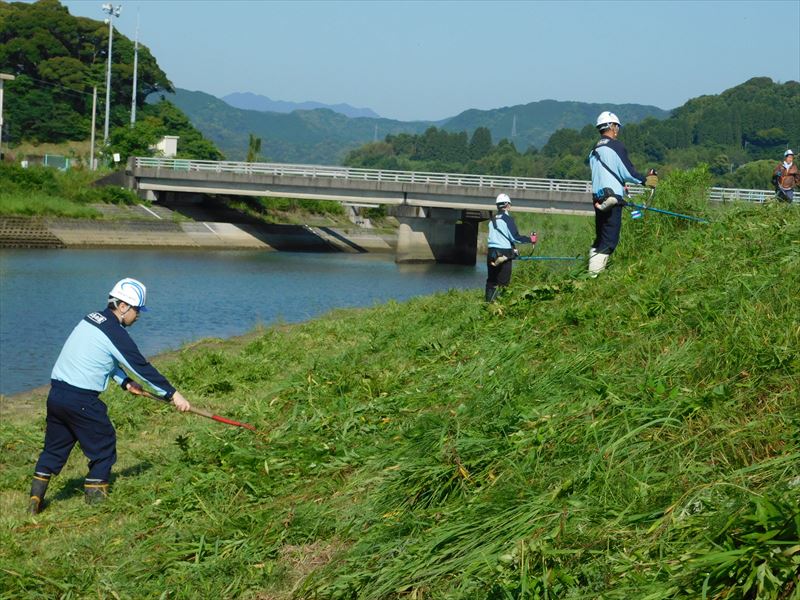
[102, 3, 122, 147]
[0, 73, 16, 160]
[130, 9, 139, 127]
[90, 86, 98, 170]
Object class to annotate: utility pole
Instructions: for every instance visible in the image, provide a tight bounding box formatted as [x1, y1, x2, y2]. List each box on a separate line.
[90, 86, 98, 170]
[130, 9, 139, 127]
[102, 3, 122, 146]
[0, 73, 15, 160]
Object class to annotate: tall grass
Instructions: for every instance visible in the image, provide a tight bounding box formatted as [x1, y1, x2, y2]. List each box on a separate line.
[1, 166, 798, 599]
[0, 163, 139, 217]
[0, 193, 102, 218]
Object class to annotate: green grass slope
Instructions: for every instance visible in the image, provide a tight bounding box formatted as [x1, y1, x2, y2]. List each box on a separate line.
[1, 168, 799, 599]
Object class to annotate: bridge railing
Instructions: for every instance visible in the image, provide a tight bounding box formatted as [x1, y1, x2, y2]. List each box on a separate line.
[133, 157, 775, 203]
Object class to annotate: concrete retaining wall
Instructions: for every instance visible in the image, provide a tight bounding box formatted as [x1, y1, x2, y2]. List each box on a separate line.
[0, 216, 395, 253]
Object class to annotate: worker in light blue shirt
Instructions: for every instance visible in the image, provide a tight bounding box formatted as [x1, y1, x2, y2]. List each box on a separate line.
[485, 193, 536, 302]
[588, 111, 657, 276]
[29, 278, 192, 515]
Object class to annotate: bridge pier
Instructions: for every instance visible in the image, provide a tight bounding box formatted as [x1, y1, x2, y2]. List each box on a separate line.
[392, 206, 487, 265]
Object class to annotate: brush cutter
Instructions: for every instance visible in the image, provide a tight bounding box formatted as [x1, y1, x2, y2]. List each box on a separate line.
[139, 389, 257, 432]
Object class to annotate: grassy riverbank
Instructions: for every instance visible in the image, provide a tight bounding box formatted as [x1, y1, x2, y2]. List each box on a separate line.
[2, 167, 799, 599]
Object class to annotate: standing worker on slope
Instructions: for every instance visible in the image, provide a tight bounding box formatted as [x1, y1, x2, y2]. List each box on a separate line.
[485, 193, 536, 302]
[28, 278, 191, 515]
[772, 149, 798, 203]
[588, 111, 658, 276]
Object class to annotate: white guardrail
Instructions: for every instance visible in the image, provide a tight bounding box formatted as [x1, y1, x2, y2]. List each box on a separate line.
[133, 157, 776, 203]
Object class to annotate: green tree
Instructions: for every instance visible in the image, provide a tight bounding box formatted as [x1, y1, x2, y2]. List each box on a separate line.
[0, 0, 173, 143]
[246, 133, 262, 163]
[468, 127, 492, 160]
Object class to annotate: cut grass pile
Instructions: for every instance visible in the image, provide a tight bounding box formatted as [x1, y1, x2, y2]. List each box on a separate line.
[1, 166, 799, 599]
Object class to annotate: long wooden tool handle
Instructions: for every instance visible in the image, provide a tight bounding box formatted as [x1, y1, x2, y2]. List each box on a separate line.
[139, 389, 256, 431]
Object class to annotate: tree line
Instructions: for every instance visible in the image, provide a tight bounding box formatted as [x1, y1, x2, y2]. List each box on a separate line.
[345, 77, 800, 190]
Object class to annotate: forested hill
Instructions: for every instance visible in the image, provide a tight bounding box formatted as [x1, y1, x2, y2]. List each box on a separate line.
[344, 77, 800, 189]
[153, 88, 437, 164]
[441, 99, 669, 150]
[0, 0, 221, 162]
[161, 88, 668, 164]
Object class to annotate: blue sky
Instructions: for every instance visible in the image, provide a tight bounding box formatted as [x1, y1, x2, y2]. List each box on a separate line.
[60, 0, 800, 122]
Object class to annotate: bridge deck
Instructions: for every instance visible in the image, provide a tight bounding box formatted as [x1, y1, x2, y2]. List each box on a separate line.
[131, 158, 777, 215]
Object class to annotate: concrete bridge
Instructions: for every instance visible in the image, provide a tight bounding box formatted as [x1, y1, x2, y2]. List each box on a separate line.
[128, 157, 773, 264]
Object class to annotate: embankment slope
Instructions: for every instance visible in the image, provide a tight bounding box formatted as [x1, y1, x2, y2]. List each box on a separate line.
[1, 172, 798, 599]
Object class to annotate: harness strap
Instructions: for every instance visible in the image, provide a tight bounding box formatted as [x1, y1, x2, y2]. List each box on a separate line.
[591, 149, 626, 190]
[489, 215, 517, 247]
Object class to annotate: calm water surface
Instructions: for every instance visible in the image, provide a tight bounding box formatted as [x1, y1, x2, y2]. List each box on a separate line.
[0, 249, 486, 396]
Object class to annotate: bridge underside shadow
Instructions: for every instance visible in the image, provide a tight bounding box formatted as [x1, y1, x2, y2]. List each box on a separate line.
[159, 193, 344, 253]
[158, 191, 484, 262]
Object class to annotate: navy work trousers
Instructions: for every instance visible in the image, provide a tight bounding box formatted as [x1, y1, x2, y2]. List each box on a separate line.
[34, 380, 117, 481]
[593, 203, 624, 254]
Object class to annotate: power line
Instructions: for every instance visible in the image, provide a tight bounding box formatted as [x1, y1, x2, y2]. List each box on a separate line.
[10, 74, 95, 99]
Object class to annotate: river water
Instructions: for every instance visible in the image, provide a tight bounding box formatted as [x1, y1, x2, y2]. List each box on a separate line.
[0, 249, 486, 396]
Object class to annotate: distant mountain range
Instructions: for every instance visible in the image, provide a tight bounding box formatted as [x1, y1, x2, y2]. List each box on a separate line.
[222, 92, 381, 119]
[154, 89, 669, 164]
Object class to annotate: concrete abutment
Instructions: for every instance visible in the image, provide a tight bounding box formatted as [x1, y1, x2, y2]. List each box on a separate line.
[392, 206, 489, 265]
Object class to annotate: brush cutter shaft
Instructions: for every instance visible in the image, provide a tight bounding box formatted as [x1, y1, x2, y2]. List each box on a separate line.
[628, 202, 708, 223]
[517, 256, 581, 261]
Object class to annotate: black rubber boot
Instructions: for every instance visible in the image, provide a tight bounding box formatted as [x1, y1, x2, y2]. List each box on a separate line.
[29, 472, 51, 515]
[485, 285, 498, 303]
[84, 480, 109, 505]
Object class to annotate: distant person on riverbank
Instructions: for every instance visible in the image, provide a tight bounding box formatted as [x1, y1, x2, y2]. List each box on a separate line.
[772, 149, 798, 203]
[588, 111, 657, 276]
[485, 193, 536, 302]
[29, 278, 191, 515]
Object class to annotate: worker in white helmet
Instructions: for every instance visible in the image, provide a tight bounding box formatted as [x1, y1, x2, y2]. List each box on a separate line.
[588, 111, 658, 276]
[485, 193, 537, 302]
[29, 278, 191, 515]
[772, 149, 798, 203]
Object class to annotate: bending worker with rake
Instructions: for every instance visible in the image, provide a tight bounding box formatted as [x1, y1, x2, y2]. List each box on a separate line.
[588, 111, 658, 276]
[28, 278, 191, 514]
[485, 193, 536, 302]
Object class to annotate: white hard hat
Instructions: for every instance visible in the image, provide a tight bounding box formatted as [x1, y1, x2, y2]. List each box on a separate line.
[785, 149, 794, 157]
[596, 111, 621, 130]
[109, 278, 148, 311]
[495, 193, 511, 206]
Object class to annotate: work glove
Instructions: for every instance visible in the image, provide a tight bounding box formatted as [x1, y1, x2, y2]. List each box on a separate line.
[645, 168, 659, 188]
[596, 197, 619, 211]
[513, 248, 520, 257]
